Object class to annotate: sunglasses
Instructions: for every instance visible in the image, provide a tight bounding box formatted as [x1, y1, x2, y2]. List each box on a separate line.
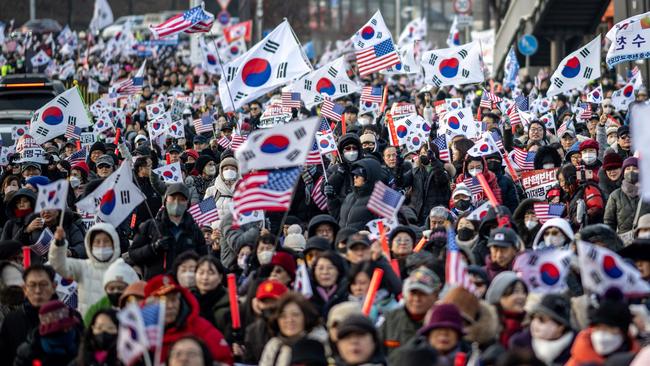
[343, 146, 357, 151]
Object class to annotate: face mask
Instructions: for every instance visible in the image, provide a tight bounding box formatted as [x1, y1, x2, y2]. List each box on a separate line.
[457, 227, 476, 241]
[69, 176, 81, 189]
[608, 137, 617, 146]
[204, 165, 217, 176]
[468, 168, 482, 177]
[603, 107, 613, 115]
[543, 163, 556, 170]
[237, 255, 248, 270]
[525, 220, 538, 230]
[184, 163, 195, 172]
[222, 169, 237, 181]
[363, 147, 374, 154]
[177, 271, 196, 288]
[530, 317, 562, 340]
[93, 332, 117, 350]
[107, 292, 122, 307]
[625, 171, 639, 184]
[4, 185, 17, 195]
[92, 247, 114, 262]
[639, 231, 650, 239]
[582, 152, 597, 165]
[343, 150, 359, 162]
[419, 155, 430, 166]
[544, 233, 566, 247]
[455, 199, 471, 211]
[487, 161, 501, 173]
[258, 250, 274, 265]
[358, 117, 371, 126]
[166, 202, 188, 216]
[591, 330, 624, 356]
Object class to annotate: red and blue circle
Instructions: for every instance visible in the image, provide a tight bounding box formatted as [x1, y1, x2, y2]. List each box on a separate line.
[230, 46, 240, 55]
[260, 135, 290, 154]
[412, 136, 421, 146]
[42, 106, 64, 126]
[319, 138, 330, 148]
[448, 116, 461, 129]
[47, 190, 56, 202]
[592, 90, 601, 99]
[396, 125, 408, 138]
[316, 78, 336, 96]
[561, 57, 581, 79]
[422, 123, 431, 132]
[206, 54, 217, 65]
[602, 255, 623, 278]
[99, 189, 116, 215]
[361, 26, 375, 40]
[540, 262, 561, 286]
[452, 33, 461, 46]
[364, 101, 374, 108]
[163, 171, 174, 179]
[623, 85, 634, 98]
[439, 58, 459, 78]
[479, 144, 489, 152]
[15, 127, 25, 136]
[241, 58, 272, 87]
[450, 101, 460, 109]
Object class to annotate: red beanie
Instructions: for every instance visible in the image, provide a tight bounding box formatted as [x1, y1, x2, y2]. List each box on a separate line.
[579, 139, 599, 152]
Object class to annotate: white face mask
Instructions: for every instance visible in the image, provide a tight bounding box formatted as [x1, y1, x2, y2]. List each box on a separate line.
[608, 137, 617, 146]
[237, 255, 248, 270]
[343, 150, 359, 162]
[204, 165, 217, 176]
[582, 152, 597, 165]
[222, 169, 237, 181]
[358, 117, 371, 126]
[544, 233, 566, 247]
[92, 247, 114, 262]
[591, 330, 624, 356]
[639, 231, 650, 239]
[178, 271, 196, 288]
[530, 317, 561, 340]
[543, 163, 555, 170]
[525, 220, 538, 230]
[258, 250, 274, 265]
[468, 168, 482, 177]
[69, 176, 81, 189]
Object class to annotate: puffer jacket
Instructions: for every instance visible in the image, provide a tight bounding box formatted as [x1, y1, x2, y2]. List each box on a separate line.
[604, 187, 650, 234]
[20, 209, 86, 258]
[453, 157, 503, 206]
[338, 158, 381, 231]
[379, 305, 425, 356]
[326, 133, 364, 218]
[410, 157, 451, 224]
[0, 189, 36, 242]
[205, 174, 239, 227]
[48, 223, 121, 316]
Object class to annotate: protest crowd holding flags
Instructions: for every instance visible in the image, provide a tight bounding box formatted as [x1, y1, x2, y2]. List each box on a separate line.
[7, 1, 650, 365]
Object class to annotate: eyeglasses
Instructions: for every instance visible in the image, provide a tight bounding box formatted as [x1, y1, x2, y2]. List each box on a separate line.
[26, 281, 51, 290]
[250, 107, 260, 111]
[343, 146, 357, 151]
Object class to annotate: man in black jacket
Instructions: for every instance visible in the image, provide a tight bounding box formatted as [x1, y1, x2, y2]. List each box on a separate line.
[129, 183, 208, 279]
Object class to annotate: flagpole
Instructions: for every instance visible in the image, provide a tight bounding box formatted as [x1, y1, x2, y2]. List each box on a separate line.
[274, 170, 303, 246]
[211, 38, 239, 132]
[153, 297, 166, 366]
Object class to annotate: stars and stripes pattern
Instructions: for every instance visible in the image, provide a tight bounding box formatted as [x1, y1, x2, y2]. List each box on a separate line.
[281, 92, 302, 108]
[432, 135, 450, 162]
[490, 130, 505, 151]
[150, 5, 214, 39]
[193, 115, 213, 134]
[506, 104, 522, 126]
[312, 175, 327, 211]
[217, 136, 231, 150]
[361, 86, 384, 104]
[67, 147, 87, 165]
[65, 123, 81, 139]
[230, 134, 247, 151]
[578, 103, 593, 120]
[367, 181, 405, 219]
[188, 198, 220, 226]
[446, 229, 477, 294]
[556, 119, 572, 137]
[232, 168, 301, 218]
[462, 177, 483, 196]
[30, 228, 54, 256]
[141, 302, 165, 349]
[114, 62, 146, 95]
[317, 117, 332, 134]
[355, 38, 401, 76]
[512, 147, 536, 170]
[305, 139, 323, 165]
[321, 98, 344, 122]
[515, 94, 529, 111]
[480, 90, 502, 109]
[533, 203, 565, 223]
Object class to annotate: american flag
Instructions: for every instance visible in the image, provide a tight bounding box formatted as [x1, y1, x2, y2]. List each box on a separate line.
[65, 123, 81, 139]
[512, 147, 536, 170]
[506, 104, 521, 126]
[232, 168, 301, 218]
[321, 98, 344, 121]
[281, 92, 301, 108]
[311, 175, 327, 211]
[217, 136, 231, 150]
[188, 198, 220, 226]
[446, 229, 477, 294]
[480, 90, 502, 109]
[361, 86, 384, 104]
[490, 130, 505, 151]
[231, 134, 247, 151]
[141, 302, 165, 349]
[533, 203, 565, 223]
[67, 147, 87, 165]
[317, 117, 332, 134]
[556, 119, 572, 136]
[432, 135, 450, 162]
[114, 62, 146, 96]
[578, 103, 592, 120]
[355, 38, 401, 76]
[30, 228, 53, 256]
[462, 177, 483, 196]
[515, 94, 529, 111]
[193, 115, 213, 134]
[367, 181, 405, 219]
[150, 5, 215, 39]
[305, 139, 322, 165]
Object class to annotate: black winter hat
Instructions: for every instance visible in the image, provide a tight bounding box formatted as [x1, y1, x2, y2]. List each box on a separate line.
[0, 240, 23, 261]
[307, 214, 340, 238]
[579, 224, 624, 252]
[304, 236, 331, 253]
[531, 294, 572, 328]
[290, 338, 327, 366]
[194, 155, 215, 175]
[337, 314, 377, 340]
[618, 238, 650, 261]
[89, 141, 106, 155]
[388, 225, 417, 245]
[590, 288, 632, 333]
[387, 337, 438, 366]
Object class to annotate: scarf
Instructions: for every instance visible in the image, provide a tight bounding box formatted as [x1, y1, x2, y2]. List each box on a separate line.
[622, 180, 639, 198]
[316, 284, 338, 302]
[500, 309, 525, 347]
[193, 175, 215, 197]
[532, 332, 574, 365]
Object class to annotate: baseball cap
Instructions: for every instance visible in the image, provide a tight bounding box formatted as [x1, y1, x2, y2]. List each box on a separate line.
[404, 267, 441, 295]
[346, 233, 371, 249]
[96, 155, 115, 167]
[255, 279, 288, 300]
[487, 227, 518, 248]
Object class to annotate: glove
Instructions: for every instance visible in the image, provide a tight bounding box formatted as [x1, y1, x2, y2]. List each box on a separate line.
[152, 238, 169, 253]
[324, 184, 336, 198]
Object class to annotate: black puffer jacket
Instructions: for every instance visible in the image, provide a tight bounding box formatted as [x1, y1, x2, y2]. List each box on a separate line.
[410, 156, 451, 225]
[326, 134, 364, 218]
[512, 198, 544, 248]
[338, 158, 382, 230]
[129, 208, 208, 279]
[0, 189, 36, 242]
[21, 210, 86, 259]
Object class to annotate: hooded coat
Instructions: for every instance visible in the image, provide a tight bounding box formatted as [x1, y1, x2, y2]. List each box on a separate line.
[338, 158, 382, 230]
[0, 188, 36, 242]
[326, 134, 364, 218]
[512, 198, 544, 248]
[531, 217, 575, 250]
[48, 223, 121, 316]
[410, 154, 452, 224]
[454, 157, 502, 206]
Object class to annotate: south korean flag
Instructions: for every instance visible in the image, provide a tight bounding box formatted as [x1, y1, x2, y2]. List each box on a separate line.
[420, 42, 485, 87]
[547, 36, 601, 97]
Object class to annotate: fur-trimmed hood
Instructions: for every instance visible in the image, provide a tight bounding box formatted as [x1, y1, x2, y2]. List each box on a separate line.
[464, 301, 500, 347]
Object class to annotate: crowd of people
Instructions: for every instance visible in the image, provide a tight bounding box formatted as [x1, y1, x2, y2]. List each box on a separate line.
[2, 12, 650, 366]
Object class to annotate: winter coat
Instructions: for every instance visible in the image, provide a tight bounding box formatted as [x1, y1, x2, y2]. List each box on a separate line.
[219, 211, 260, 270]
[49, 223, 121, 316]
[604, 187, 650, 234]
[259, 327, 329, 366]
[494, 171, 519, 213]
[338, 158, 382, 231]
[326, 134, 364, 218]
[309, 282, 349, 320]
[204, 174, 238, 226]
[382, 161, 413, 193]
[14, 321, 84, 366]
[0, 301, 41, 364]
[379, 306, 425, 356]
[192, 285, 233, 343]
[512, 198, 544, 248]
[605, 142, 632, 161]
[82, 295, 111, 326]
[184, 175, 215, 204]
[531, 217, 575, 250]
[565, 182, 605, 230]
[453, 158, 503, 206]
[565, 327, 640, 366]
[410, 158, 452, 224]
[510, 328, 575, 366]
[0, 189, 36, 242]
[598, 168, 620, 200]
[159, 285, 233, 365]
[465, 301, 500, 349]
[242, 316, 272, 364]
[129, 209, 208, 280]
[132, 173, 165, 229]
[20, 210, 86, 258]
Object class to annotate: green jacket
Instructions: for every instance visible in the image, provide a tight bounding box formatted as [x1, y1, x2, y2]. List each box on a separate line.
[379, 306, 423, 356]
[84, 295, 111, 326]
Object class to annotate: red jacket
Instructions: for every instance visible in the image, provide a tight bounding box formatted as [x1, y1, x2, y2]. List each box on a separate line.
[160, 286, 234, 365]
[452, 158, 503, 206]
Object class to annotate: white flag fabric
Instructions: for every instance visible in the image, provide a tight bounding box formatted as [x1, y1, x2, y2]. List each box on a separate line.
[291, 57, 359, 108]
[467, 132, 500, 157]
[351, 10, 400, 76]
[218, 20, 312, 112]
[235, 117, 320, 174]
[547, 36, 601, 97]
[421, 42, 485, 87]
[89, 0, 114, 33]
[218, 36, 248, 64]
[446, 16, 461, 47]
[35, 179, 69, 213]
[441, 107, 481, 139]
[316, 132, 337, 154]
[397, 17, 426, 47]
[293, 261, 313, 299]
[93, 113, 114, 134]
[76, 160, 145, 226]
[146, 102, 166, 120]
[30, 50, 51, 67]
[630, 101, 650, 202]
[611, 81, 636, 111]
[228, 202, 265, 226]
[148, 112, 171, 138]
[153, 162, 182, 184]
[117, 302, 149, 365]
[605, 12, 650, 68]
[381, 42, 420, 75]
[577, 240, 650, 297]
[467, 201, 491, 221]
[29, 87, 91, 144]
[167, 120, 185, 139]
[199, 36, 222, 75]
[513, 248, 573, 294]
[587, 85, 604, 104]
[539, 112, 555, 131]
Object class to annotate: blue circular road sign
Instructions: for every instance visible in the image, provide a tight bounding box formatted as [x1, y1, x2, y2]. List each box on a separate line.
[517, 34, 538, 56]
[217, 11, 231, 26]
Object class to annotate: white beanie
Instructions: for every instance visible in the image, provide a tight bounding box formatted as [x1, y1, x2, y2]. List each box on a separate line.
[102, 258, 139, 288]
[283, 224, 306, 252]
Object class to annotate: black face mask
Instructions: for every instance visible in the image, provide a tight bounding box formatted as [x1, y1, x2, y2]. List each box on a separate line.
[457, 227, 476, 241]
[487, 160, 502, 174]
[184, 162, 195, 172]
[455, 199, 472, 211]
[107, 292, 122, 307]
[419, 155, 430, 166]
[93, 332, 117, 350]
[363, 147, 374, 154]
